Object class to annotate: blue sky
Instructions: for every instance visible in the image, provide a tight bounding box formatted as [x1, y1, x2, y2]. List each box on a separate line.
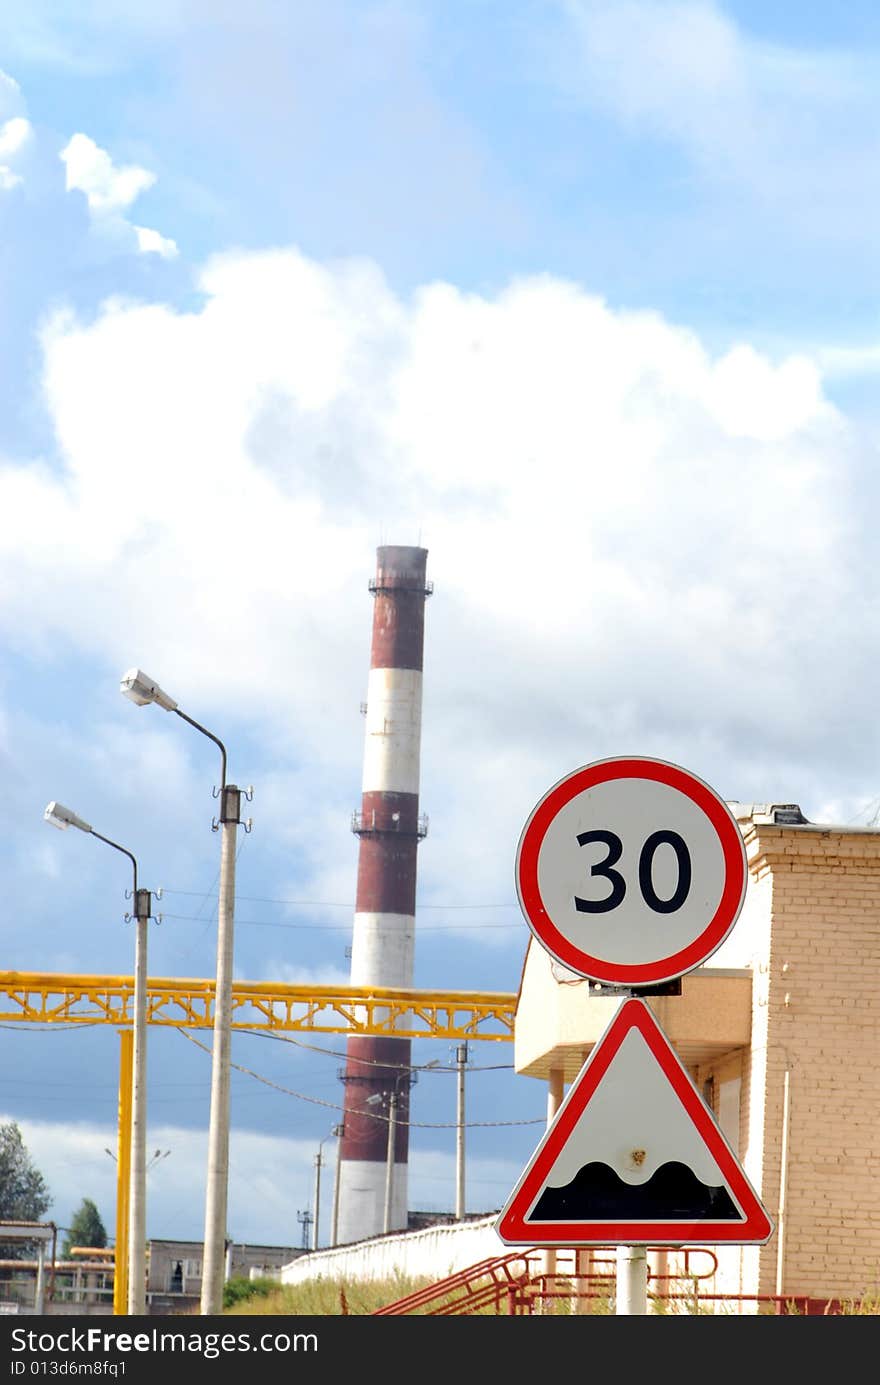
[2, 0, 880, 1252]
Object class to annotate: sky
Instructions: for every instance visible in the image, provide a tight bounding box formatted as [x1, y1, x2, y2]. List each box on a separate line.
[2, 0, 880, 1256]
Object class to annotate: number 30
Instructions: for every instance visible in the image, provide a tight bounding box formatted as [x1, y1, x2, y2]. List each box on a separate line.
[574, 829, 692, 914]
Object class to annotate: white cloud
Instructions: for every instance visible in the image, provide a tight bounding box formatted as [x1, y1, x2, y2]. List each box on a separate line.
[0, 244, 865, 932]
[5, 1111, 321, 1246]
[265, 961, 353, 987]
[0, 114, 32, 190]
[59, 131, 175, 258]
[133, 223, 178, 258]
[0, 114, 31, 158]
[555, 0, 880, 228]
[814, 344, 880, 379]
[60, 132, 155, 212]
[0, 67, 21, 109]
[3, 1108, 524, 1246]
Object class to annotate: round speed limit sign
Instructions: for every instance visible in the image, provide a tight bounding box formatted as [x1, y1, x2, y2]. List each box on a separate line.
[516, 756, 748, 986]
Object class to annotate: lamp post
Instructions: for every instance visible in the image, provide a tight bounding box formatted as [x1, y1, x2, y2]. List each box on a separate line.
[120, 668, 248, 1317]
[44, 802, 152, 1315]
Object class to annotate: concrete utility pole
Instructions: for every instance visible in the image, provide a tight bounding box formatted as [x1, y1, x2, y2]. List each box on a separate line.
[312, 1137, 332, 1252]
[43, 802, 152, 1316]
[383, 1088, 399, 1235]
[119, 669, 252, 1317]
[330, 1123, 344, 1247]
[201, 782, 240, 1313]
[455, 1043, 468, 1220]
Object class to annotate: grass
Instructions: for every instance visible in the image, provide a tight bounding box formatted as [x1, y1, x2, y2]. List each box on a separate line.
[219, 1272, 880, 1316]
[223, 1273, 442, 1316]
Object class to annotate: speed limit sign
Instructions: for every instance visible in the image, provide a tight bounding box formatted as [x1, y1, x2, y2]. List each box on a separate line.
[516, 756, 748, 987]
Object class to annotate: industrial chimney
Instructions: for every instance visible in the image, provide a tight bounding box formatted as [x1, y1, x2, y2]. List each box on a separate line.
[335, 545, 432, 1245]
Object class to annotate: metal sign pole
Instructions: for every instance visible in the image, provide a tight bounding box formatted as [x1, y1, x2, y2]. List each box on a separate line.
[616, 1245, 648, 1314]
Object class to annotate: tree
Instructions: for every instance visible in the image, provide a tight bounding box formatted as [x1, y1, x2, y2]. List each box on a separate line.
[62, 1198, 108, 1259]
[0, 1121, 52, 1261]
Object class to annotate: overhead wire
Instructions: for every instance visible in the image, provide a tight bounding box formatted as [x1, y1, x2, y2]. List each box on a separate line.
[160, 888, 517, 910]
[248, 1028, 514, 1071]
[176, 1028, 544, 1130]
[159, 911, 519, 931]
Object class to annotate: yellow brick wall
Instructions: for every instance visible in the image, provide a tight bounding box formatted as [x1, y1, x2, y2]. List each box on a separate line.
[740, 825, 880, 1303]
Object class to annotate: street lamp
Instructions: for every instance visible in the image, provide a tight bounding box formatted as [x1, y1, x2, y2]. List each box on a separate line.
[120, 667, 250, 1316]
[44, 801, 152, 1315]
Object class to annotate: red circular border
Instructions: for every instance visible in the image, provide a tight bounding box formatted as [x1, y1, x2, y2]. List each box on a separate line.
[516, 757, 748, 985]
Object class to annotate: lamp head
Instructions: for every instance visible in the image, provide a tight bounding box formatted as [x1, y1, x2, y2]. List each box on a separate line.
[44, 801, 92, 834]
[120, 668, 178, 712]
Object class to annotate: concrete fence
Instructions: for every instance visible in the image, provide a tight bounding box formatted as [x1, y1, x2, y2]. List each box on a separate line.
[280, 1216, 509, 1287]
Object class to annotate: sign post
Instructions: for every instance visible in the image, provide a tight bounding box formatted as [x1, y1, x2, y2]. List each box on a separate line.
[501, 756, 771, 1315]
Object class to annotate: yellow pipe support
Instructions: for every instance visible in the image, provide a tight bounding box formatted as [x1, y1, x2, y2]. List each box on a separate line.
[2, 971, 516, 1314]
[113, 1029, 132, 1316]
[0, 972, 517, 1041]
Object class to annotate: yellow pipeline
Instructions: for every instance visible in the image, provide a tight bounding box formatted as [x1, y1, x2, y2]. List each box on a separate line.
[3, 971, 517, 1314]
[0, 971, 517, 1040]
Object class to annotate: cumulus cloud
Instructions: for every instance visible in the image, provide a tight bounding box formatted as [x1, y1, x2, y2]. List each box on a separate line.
[132, 223, 178, 259]
[59, 131, 177, 257]
[5, 1106, 525, 1244]
[0, 111, 32, 190]
[0, 244, 868, 939]
[60, 131, 155, 212]
[6, 1110, 322, 1245]
[0, 114, 31, 158]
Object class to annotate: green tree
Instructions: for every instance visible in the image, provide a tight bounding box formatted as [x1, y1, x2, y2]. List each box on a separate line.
[62, 1198, 108, 1259]
[0, 1121, 52, 1262]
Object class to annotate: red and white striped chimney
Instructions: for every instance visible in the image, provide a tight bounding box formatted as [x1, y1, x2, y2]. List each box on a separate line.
[335, 545, 431, 1246]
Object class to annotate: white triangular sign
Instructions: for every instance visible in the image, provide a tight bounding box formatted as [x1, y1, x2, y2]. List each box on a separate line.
[497, 998, 773, 1245]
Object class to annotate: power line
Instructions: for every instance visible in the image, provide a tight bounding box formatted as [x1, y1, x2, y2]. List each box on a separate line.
[250, 1029, 514, 1071]
[159, 888, 517, 911]
[177, 1028, 544, 1130]
[160, 910, 519, 932]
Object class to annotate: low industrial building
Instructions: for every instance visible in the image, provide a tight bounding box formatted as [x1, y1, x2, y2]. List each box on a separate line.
[0, 1233, 304, 1315]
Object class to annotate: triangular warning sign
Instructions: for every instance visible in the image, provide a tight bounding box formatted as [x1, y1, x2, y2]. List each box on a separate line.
[497, 998, 773, 1245]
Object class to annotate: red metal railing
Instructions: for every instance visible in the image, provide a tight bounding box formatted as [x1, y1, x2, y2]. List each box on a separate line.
[371, 1247, 850, 1316]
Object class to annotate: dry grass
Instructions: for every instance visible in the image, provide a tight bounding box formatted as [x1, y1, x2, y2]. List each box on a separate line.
[223, 1273, 441, 1316]
[221, 1273, 880, 1317]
